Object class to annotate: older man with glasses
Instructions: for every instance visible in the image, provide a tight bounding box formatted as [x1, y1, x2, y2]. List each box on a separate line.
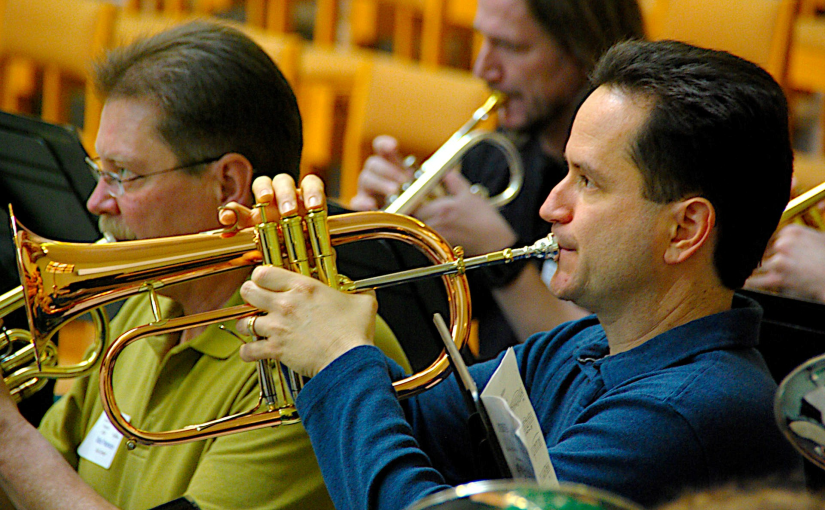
[0, 21, 403, 510]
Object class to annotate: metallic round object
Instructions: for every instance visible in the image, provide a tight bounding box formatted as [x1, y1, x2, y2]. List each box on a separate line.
[775, 352, 825, 470]
[405, 481, 645, 510]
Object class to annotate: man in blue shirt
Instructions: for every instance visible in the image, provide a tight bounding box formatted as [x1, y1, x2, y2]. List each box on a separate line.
[231, 40, 801, 508]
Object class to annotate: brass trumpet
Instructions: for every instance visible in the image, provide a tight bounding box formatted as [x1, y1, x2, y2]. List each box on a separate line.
[780, 181, 825, 229]
[10, 205, 557, 447]
[384, 92, 524, 216]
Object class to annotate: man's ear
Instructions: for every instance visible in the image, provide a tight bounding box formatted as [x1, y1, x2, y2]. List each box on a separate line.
[213, 153, 254, 206]
[663, 197, 715, 265]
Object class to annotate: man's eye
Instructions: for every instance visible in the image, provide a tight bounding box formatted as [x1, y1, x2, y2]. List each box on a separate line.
[116, 167, 138, 181]
[578, 175, 594, 188]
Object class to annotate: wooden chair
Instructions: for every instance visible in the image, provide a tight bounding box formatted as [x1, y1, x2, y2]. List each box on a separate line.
[297, 44, 372, 178]
[0, 0, 116, 150]
[350, 0, 476, 68]
[123, 0, 236, 17]
[649, 0, 797, 85]
[420, 0, 478, 68]
[787, 0, 825, 152]
[338, 56, 490, 201]
[247, 0, 338, 44]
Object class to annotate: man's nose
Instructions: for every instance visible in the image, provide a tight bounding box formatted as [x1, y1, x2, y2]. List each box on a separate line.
[472, 40, 501, 84]
[539, 183, 572, 225]
[86, 180, 118, 216]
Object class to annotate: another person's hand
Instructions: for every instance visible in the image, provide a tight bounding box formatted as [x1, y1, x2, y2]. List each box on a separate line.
[415, 171, 517, 256]
[350, 135, 414, 211]
[235, 174, 378, 378]
[746, 224, 825, 303]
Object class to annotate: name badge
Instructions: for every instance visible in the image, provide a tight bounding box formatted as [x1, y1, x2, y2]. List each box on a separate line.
[77, 411, 131, 469]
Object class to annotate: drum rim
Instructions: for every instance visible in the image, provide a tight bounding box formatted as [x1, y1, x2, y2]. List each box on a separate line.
[404, 480, 646, 510]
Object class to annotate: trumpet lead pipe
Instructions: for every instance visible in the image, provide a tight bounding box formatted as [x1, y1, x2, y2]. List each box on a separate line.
[345, 235, 557, 292]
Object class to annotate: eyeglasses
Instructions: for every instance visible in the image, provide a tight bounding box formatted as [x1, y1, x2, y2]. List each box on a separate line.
[86, 155, 222, 197]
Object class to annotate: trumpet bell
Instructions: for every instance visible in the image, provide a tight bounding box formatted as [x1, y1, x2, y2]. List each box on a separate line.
[2, 213, 110, 400]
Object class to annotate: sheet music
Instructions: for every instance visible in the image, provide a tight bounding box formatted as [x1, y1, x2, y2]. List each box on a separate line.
[481, 348, 558, 487]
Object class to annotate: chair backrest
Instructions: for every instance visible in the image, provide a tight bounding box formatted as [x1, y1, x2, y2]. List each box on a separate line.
[0, 0, 116, 135]
[0, 0, 115, 79]
[421, 0, 478, 68]
[650, 0, 797, 85]
[350, 0, 476, 68]
[339, 56, 490, 201]
[297, 45, 372, 177]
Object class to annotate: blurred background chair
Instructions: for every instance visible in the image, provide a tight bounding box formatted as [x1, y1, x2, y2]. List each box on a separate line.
[647, 0, 796, 86]
[349, 0, 476, 69]
[0, 0, 116, 150]
[338, 55, 490, 202]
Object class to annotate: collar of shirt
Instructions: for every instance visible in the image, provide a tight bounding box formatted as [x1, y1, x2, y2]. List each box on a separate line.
[572, 294, 762, 391]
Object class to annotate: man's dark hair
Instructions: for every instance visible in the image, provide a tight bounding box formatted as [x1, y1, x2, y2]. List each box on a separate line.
[591, 39, 793, 289]
[94, 20, 302, 180]
[527, 0, 646, 71]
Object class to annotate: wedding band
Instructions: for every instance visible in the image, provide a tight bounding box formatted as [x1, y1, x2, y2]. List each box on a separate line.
[247, 315, 259, 338]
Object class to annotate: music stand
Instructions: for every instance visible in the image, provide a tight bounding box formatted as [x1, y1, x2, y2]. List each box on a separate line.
[0, 111, 99, 425]
[0, 110, 99, 292]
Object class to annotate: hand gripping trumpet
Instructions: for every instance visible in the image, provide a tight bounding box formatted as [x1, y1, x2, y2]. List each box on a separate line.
[384, 92, 524, 215]
[7, 204, 557, 447]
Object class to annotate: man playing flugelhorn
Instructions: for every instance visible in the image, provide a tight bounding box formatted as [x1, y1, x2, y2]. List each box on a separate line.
[231, 41, 801, 509]
[0, 21, 396, 510]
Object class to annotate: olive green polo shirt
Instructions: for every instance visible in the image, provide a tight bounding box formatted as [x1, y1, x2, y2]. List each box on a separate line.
[39, 290, 407, 510]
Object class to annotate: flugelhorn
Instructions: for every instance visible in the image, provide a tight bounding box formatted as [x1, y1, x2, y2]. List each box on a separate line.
[384, 92, 524, 216]
[12, 205, 557, 447]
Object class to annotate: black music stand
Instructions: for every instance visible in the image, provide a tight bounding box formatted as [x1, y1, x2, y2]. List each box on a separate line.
[0, 110, 99, 291]
[0, 111, 99, 425]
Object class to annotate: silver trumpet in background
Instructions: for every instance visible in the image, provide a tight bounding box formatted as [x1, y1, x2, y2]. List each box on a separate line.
[384, 92, 524, 216]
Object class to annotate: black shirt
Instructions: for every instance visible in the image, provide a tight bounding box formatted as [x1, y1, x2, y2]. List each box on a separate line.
[460, 132, 566, 361]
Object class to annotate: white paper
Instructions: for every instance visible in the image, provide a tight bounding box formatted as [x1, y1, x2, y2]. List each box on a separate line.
[481, 348, 558, 487]
[77, 411, 131, 469]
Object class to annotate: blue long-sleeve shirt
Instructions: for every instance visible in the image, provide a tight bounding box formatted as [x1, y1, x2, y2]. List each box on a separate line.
[297, 296, 800, 510]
